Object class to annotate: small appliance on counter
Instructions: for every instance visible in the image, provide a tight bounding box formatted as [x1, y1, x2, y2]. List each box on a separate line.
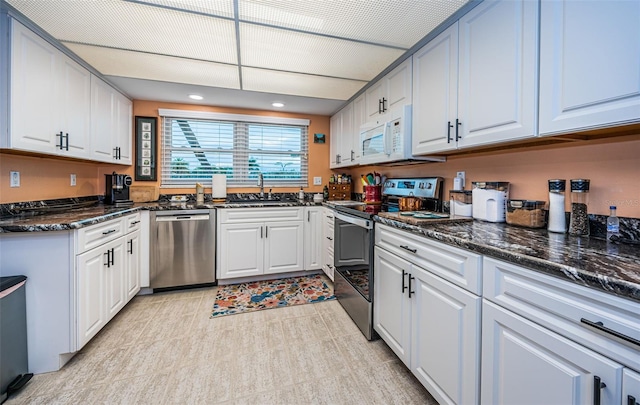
[472, 182, 510, 222]
[449, 190, 473, 217]
[105, 172, 133, 206]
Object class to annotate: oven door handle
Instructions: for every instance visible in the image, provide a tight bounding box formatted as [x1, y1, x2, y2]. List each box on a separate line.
[334, 211, 373, 229]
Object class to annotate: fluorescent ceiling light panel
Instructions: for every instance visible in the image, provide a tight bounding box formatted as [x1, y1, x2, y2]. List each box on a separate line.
[65, 43, 241, 89]
[240, 23, 404, 81]
[133, 0, 235, 19]
[239, 0, 469, 48]
[243, 67, 367, 100]
[8, 0, 238, 64]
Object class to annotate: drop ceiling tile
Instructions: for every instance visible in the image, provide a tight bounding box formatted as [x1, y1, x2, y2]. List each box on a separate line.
[65, 43, 240, 89]
[132, 0, 235, 19]
[239, 0, 469, 48]
[7, 0, 238, 64]
[242, 67, 366, 100]
[240, 23, 404, 81]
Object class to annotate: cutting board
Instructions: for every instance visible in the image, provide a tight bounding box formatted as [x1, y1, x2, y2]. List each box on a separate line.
[377, 211, 472, 225]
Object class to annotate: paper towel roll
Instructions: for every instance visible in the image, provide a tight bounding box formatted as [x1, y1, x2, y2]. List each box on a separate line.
[212, 174, 227, 199]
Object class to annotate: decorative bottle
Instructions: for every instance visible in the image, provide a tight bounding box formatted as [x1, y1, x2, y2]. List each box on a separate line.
[547, 179, 566, 233]
[607, 206, 620, 241]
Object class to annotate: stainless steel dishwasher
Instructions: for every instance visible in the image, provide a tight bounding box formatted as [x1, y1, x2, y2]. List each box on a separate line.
[150, 209, 216, 290]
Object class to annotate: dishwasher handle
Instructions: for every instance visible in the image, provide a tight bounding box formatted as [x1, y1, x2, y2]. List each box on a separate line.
[155, 214, 210, 222]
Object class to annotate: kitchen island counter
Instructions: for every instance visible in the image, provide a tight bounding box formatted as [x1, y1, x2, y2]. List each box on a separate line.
[375, 216, 640, 303]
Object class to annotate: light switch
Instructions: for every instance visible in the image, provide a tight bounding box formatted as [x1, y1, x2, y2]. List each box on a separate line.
[70, 174, 77, 186]
[313, 176, 322, 185]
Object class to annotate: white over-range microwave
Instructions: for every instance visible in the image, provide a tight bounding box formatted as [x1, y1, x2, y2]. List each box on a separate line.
[359, 104, 444, 165]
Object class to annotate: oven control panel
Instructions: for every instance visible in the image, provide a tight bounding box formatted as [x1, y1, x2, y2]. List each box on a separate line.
[382, 177, 443, 198]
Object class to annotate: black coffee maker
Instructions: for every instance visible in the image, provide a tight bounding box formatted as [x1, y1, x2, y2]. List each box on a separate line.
[105, 172, 133, 206]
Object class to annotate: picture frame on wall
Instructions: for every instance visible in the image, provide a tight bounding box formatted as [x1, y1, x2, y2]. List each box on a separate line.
[135, 116, 157, 181]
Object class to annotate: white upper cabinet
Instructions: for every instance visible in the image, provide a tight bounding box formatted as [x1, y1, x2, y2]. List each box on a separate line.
[8, 20, 91, 158]
[329, 102, 355, 168]
[351, 93, 367, 163]
[366, 58, 412, 119]
[413, 0, 538, 154]
[90, 75, 132, 165]
[539, 0, 640, 135]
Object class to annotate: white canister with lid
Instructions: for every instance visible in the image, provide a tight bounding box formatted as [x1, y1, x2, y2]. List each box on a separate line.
[547, 179, 566, 233]
[472, 182, 510, 222]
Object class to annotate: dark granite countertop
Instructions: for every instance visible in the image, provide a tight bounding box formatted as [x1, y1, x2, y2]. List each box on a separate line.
[0, 200, 322, 232]
[375, 217, 640, 303]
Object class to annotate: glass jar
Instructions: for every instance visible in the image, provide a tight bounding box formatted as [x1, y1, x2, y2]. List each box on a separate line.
[568, 179, 590, 236]
[547, 179, 566, 233]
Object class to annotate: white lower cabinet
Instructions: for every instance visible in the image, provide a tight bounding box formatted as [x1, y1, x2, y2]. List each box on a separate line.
[217, 208, 305, 280]
[374, 224, 482, 405]
[76, 215, 140, 349]
[624, 369, 640, 405]
[303, 207, 323, 271]
[482, 299, 623, 405]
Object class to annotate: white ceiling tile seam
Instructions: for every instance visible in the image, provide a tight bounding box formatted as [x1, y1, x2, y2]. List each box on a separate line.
[233, 0, 243, 89]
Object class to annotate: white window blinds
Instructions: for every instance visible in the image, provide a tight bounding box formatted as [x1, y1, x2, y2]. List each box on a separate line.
[159, 110, 309, 188]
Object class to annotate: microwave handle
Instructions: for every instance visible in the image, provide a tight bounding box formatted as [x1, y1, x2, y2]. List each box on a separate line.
[383, 122, 392, 155]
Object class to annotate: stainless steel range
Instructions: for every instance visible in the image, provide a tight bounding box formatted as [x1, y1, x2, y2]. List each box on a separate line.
[332, 177, 444, 340]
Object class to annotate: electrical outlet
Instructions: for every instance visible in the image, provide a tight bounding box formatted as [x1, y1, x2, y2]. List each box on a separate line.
[456, 171, 466, 188]
[10, 171, 20, 187]
[313, 176, 322, 185]
[70, 174, 77, 186]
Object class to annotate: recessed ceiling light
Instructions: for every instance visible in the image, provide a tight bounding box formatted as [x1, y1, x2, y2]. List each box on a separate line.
[272, 102, 285, 108]
[189, 94, 203, 100]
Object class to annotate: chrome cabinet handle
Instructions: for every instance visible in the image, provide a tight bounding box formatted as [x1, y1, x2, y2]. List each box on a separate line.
[399, 245, 417, 253]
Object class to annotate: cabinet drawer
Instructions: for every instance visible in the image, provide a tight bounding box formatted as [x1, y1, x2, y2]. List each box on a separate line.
[76, 217, 124, 253]
[484, 257, 640, 371]
[218, 207, 303, 223]
[124, 212, 141, 233]
[375, 223, 482, 294]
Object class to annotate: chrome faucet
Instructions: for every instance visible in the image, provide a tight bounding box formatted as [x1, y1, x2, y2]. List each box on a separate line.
[257, 172, 264, 198]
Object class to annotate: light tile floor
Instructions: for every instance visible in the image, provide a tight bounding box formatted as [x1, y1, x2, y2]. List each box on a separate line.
[7, 285, 439, 405]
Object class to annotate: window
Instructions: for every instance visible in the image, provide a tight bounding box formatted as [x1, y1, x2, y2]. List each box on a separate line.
[159, 110, 309, 187]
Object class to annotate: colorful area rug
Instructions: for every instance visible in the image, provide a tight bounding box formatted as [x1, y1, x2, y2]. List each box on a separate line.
[211, 274, 335, 318]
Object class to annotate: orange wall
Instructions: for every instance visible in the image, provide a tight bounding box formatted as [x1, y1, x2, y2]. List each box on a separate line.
[346, 137, 640, 217]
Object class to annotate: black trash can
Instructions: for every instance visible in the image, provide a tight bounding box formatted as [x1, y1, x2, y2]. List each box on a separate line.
[0, 275, 33, 403]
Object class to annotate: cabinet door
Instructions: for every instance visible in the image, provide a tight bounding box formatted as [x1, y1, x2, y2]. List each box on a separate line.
[303, 207, 323, 270]
[90, 75, 115, 162]
[482, 300, 623, 405]
[76, 244, 107, 349]
[339, 102, 354, 166]
[457, 0, 538, 148]
[218, 222, 263, 279]
[351, 94, 367, 163]
[539, 0, 640, 135]
[365, 79, 386, 119]
[125, 230, 141, 301]
[386, 58, 412, 112]
[411, 265, 481, 405]
[59, 54, 91, 159]
[373, 247, 412, 366]
[114, 92, 132, 165]
[412, 23, 459, 155]
[105, 239, 126, 321]
[9, 21, 59, 154]
[329, 113, 340, 168]
[264, 221, 304, 274]
[624, 369, 640, 405]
